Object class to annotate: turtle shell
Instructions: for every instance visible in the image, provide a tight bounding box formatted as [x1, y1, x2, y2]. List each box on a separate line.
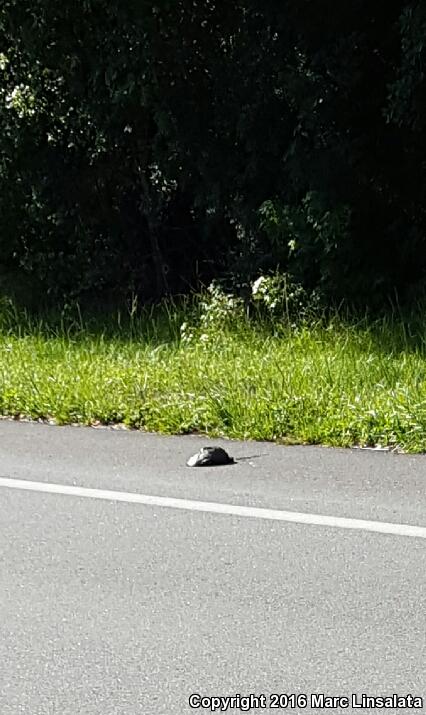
[186, 446, 235, 467]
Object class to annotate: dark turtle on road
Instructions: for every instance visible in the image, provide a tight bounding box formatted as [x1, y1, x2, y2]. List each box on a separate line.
[186, 446, 235, 467]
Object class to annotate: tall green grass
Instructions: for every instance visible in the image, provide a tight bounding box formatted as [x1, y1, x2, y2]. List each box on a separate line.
[1, 294, 426, 452]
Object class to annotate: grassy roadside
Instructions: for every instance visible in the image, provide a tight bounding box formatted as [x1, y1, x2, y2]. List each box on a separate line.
[1, 291, 426, 452]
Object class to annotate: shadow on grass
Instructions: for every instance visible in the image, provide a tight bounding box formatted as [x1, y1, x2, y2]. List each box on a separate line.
[0, 294, 192, 347]
[2, 290, 426, 358]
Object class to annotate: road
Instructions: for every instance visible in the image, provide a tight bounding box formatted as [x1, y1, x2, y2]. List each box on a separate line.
[0, 420, 425, 714]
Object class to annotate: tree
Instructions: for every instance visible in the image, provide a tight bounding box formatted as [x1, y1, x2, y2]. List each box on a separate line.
[1, 0, 425, 308]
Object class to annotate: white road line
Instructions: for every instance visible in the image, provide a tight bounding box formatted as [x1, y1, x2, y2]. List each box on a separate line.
[0, 476, 425, 540]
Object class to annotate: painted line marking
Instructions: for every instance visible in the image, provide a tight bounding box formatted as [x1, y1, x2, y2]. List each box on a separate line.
[0, 476, 425, 540]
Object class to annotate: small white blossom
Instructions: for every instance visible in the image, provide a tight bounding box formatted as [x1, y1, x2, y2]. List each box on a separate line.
[251, 276, 265, 296]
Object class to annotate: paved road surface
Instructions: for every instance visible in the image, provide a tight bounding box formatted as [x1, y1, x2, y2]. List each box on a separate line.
[0, 420, 425, 714]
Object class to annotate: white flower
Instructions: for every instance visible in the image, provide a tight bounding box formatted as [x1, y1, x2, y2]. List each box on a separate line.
[252, 276, 265, 296]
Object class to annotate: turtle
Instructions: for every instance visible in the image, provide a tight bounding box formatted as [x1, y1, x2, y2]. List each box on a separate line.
[186, 446, 235, 467]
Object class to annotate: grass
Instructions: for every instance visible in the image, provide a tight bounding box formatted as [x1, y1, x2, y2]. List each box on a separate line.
[1, 293, 426, 452]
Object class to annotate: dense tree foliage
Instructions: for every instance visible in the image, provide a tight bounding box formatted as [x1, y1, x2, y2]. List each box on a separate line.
[0, 1, 425, 307]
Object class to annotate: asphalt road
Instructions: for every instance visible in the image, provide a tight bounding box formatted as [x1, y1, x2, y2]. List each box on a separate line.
[0, 420, 425, 714]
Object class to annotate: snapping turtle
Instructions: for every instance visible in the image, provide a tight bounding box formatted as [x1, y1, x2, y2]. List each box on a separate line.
[186, 446, 235, 467]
